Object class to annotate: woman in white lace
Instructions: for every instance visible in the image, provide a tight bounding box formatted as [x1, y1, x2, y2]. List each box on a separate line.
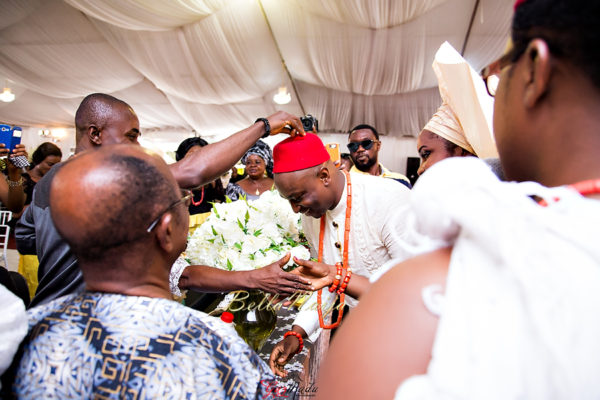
[316, 1, 600, 399]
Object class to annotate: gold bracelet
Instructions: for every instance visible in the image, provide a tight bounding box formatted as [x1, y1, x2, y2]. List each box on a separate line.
[7, 177, 24, 187]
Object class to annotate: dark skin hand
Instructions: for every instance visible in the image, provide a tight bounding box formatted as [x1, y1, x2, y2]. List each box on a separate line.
[0, 143, 28, 213]
[290, 256, 371, 299]
[179, 253, 314, 297]
[172, 111, 305, 189]
[268, 324, 308, 377]
[267, 257, 373, 377]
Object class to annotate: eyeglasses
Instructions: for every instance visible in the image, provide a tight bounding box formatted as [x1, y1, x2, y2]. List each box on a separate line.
[347, 139, 379, 153]
[146, 190, 192, 233]
[480, 52, 514, 97]
[480, 45, 525, 97]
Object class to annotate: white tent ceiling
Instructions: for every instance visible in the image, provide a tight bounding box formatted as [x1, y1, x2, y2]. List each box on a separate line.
[0, 0, 512, 147]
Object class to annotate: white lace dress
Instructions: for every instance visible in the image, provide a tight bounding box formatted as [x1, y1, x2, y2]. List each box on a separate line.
[385, 157, 600, 400]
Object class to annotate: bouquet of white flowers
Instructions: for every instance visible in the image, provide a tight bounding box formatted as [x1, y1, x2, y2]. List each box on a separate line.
[185, 190, 311, 271]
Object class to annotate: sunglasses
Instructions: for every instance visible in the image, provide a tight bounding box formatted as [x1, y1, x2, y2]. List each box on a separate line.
[347, 139, 379, 153]
[146, 190, 192, 233]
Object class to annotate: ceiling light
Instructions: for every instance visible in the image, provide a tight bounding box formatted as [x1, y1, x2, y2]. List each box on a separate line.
[273, 86, 291, 105]
[0, 87, 15, 103]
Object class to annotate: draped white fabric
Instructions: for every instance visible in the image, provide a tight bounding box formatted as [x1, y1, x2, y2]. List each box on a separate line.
[0, 0, 513, 149]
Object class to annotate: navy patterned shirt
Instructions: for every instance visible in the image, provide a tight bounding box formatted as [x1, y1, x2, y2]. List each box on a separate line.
[14, 292, 275, 399]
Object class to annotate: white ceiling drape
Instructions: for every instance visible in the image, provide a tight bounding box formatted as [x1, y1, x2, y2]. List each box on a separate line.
[0, 0, 513, 143]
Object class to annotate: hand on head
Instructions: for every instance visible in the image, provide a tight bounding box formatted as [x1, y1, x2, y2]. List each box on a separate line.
[266, 111, 306, 138]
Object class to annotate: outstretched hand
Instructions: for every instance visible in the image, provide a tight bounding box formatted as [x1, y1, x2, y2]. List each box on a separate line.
[267, 111, 305, 138]
[250, 253, 314, 296]
[290, 256, 334, 292]
[269, 334, 301, 377]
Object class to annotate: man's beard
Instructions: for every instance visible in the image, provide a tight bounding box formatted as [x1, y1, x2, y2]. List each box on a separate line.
[353, 155, 377, 172]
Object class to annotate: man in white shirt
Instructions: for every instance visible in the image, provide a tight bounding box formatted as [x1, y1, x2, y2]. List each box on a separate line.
[267, 133, 412, 377]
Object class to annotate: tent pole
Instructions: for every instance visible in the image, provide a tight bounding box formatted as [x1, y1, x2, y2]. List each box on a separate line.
[461, 0, 481, 56]
[257, 0, 306, 115]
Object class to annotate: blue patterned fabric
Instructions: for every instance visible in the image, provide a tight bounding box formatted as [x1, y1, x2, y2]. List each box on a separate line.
[14, 292, 275, 399]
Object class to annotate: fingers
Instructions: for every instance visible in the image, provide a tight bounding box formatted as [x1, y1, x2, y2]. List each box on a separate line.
[269, 343, 289, 377]
[11, 144, 27, 158]
[277, 253, 292, 268]
[267, 112, 305, 137]
[0, 143, 8, 158]
[292, 256, 312, 268]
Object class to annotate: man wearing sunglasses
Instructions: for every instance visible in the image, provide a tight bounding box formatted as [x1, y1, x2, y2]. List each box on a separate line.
[347, 124, 412, 189]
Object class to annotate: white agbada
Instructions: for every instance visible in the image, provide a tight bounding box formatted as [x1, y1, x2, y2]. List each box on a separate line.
[389, 157, 600, 399]
[294, 171, 412, 341]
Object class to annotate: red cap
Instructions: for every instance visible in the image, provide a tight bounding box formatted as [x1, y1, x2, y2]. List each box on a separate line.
[273, 133, 330, 173]
[220, 311, 234, 323]
[514, 0, 527, 11]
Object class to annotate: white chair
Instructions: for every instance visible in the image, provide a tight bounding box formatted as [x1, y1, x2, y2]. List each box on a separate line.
[0, 210, 12, 269]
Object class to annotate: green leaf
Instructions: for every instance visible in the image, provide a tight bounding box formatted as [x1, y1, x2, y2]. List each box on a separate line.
[220, 234, 226, 244]
[245, 210, 250, 224]
[276, 223, 284, 230]
[211, 225, 218, 236]
[234, 242, 242, 251]
[207, 238, 215, 244]
[224, 196, 232, 203]
[253, 229, 262, 237]
[213, 207, 220, 218]
[226, 259, 233, 271]
[237, 218, 244, 230]
[249, 253, 255, 261]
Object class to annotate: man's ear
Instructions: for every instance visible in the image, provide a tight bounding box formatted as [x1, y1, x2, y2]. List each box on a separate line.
[522, 39, 552, 109]
[317, 165, 332, 186]
[88, 126, 102, 145]
[154, 213, 176, 254]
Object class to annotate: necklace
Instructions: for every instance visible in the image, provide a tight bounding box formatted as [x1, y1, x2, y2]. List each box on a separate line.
[249, 178, 261, 195]
[317, 169, 351, 329]
[190, 187, 205, 206]
[537, 178, 600, 207]
[569, 179, 600, 197]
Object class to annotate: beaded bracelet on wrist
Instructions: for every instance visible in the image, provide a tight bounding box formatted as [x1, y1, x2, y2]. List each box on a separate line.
[283, 331, 304, 354]
[338, 267, 352, 295]
[329, 262, 342, 293]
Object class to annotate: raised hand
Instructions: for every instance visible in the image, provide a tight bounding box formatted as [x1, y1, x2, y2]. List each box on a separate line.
[266, 111, 305, 138]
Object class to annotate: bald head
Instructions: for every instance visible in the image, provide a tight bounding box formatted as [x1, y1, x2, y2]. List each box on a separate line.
[75, 93, 141, 151]
[50, 145, 187, 272]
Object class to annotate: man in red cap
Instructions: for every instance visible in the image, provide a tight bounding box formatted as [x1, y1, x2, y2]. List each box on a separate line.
[268, 133, 412, 377]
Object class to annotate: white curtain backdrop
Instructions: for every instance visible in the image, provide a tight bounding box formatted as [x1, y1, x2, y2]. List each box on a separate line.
[0, 0, 513, 172]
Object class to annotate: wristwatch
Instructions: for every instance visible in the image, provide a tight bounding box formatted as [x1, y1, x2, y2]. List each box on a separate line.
[255, 118, 271, 138]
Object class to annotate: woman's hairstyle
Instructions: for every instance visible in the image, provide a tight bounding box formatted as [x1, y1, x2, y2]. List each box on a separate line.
[175, 137, 209, 162]
[31, 142, 62, 169]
